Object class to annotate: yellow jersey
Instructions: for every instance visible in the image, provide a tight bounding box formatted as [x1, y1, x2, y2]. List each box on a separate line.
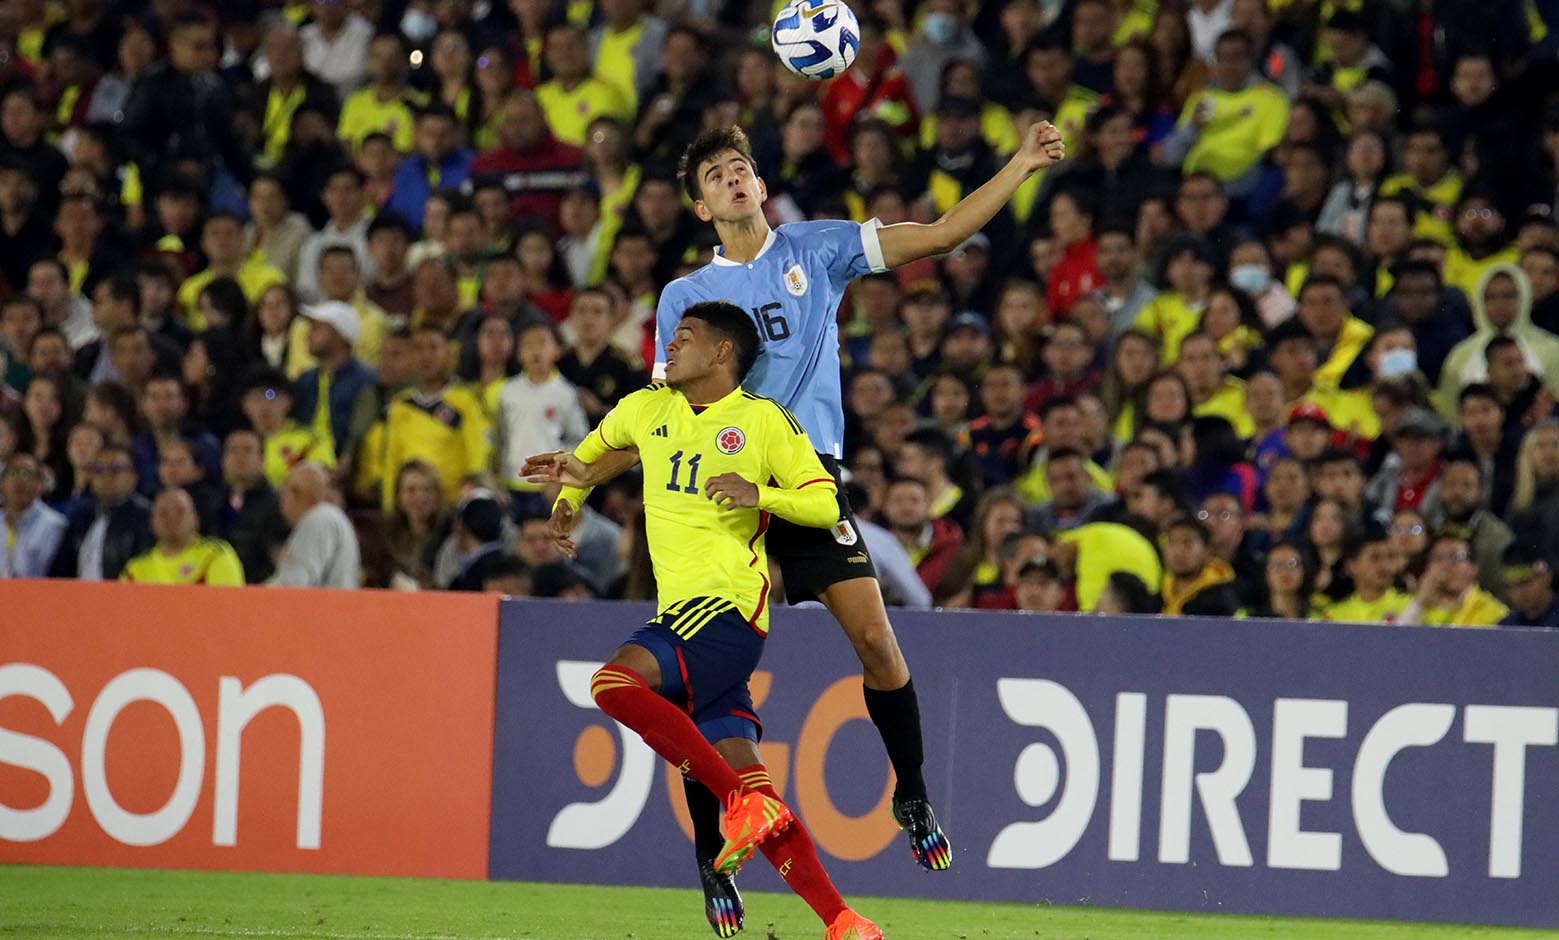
[537, 77, 633, 147]
[594, 21, 646, 112]
[121, 538, 246, 586]
[1377, 171, 1463, 246]
[264, 419, 337, 487]
[380, 384, 490, 510]
[1195, 378, 1254, 438]
[1134, 291, 1205, 364]
[1015, 455, 1114, 505]
[1442, 245, 1520, 302]
[1301, 385, 1381, 440]
[1421, 588, 1509, 627]
[338, 86, 428, 152]
[1325, 589, 1412, 624]
[559, 384, 838, 636]
[1059, 522, 1163, 612]
[1178, 81, 1290, 182]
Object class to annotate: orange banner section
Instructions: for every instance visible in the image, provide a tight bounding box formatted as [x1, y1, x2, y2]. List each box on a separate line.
[0, 582, 497, 879]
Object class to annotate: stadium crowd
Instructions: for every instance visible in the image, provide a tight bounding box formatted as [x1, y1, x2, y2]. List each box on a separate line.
[0, 0, 1558, 627]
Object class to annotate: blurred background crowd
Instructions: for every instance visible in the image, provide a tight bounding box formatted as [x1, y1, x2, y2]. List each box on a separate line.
[1, 0, 1558, 627]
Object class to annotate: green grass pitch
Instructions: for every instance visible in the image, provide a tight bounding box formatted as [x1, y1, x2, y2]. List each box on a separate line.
[2, 865, 1555, 940]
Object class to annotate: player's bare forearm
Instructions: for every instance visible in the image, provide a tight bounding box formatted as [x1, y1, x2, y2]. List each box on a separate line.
[877, 120, 1065, 269]
[521, 445, 640, 489]
[578, 445, 640, 486]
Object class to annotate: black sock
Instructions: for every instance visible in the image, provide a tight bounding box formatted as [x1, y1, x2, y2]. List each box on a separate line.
[684, 777, 726, 867]
[863, 677, 928, 803]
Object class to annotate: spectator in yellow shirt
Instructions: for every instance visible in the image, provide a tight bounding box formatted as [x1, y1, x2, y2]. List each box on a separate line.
[1135, 236, 1214, 364]
[287, 245, 388, 373]
[337, 33, 427, 153]
[588, 0, 669, 113]
[1399, 533, 1510, 627]
[120, 488, 245, 586]
[1178, 330, 1253, 437]
[379, 325, 489, 511]
[1162, 29, 1289, 196]
[536, 22, 631, 147]
[1295, 275, 1373, 391]
[1442, 191, 1520, 301]
[239, 367, 336, 488]
[177, 212, 287, 329]
[1325, 522, 1413, 624]
[1377, 125, 1462, 246]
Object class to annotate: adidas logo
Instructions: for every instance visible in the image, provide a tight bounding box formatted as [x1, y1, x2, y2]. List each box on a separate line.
[652, 425, 669, 437]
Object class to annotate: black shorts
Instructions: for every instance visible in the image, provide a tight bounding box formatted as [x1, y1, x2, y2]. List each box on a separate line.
[765, 454, 877, 604]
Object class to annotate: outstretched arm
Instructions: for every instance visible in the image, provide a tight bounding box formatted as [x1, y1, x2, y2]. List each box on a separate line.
[875, 121, 1065, 269]
[521, 445, 641, 491]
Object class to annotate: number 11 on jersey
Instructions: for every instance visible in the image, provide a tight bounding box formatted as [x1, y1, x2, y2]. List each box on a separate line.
[666, 449, 702, 494]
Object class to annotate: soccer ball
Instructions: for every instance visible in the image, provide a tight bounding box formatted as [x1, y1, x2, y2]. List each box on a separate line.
[771, 0, 860, 80]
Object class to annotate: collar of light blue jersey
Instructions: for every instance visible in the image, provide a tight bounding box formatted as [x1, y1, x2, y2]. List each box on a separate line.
[711, 229, 777, 267]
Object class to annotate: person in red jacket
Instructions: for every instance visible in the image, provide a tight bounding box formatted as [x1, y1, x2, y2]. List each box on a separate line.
[466, 90, 588, 234]
[882, 477, 965, 593]
[1045, 187, 1103, 318]
[820, 14, 919, 163]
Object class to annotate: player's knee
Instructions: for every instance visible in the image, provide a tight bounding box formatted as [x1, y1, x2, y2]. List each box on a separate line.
[847, 618, 902, 672]
[590, 664, 644, 706]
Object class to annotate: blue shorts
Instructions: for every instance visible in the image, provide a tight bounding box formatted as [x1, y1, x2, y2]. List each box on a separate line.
[625, 596, 765, 745]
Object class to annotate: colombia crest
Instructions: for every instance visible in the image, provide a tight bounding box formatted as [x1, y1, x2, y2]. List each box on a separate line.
[716, 426, 746, 455]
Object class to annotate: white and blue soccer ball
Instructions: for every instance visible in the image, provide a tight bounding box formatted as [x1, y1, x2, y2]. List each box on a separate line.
[771, 0, 860, 80]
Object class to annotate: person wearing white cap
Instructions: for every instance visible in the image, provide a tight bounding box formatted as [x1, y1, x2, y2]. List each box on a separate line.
[288, 244, 390, 374]
[293, 300, 379, 484]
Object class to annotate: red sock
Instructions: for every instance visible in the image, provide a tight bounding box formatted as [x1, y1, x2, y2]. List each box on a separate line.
[737, 764, 849, 925]
[591, 665, 744, 803]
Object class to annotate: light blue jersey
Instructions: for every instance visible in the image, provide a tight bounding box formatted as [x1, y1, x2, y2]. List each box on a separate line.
[653, 219, 889, 459]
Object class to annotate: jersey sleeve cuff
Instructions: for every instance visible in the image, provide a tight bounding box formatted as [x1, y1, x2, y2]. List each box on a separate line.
[860, 218, 889, 274]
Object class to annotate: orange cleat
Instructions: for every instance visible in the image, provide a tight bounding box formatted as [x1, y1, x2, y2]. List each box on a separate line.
[714, 790, 793, 875]
[824, 909, 884, 940]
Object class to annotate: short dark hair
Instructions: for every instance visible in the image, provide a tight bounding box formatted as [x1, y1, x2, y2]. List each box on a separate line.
[1047, 446, 1086, 467]
[903, 427, 954, 467]
[679, 301, 761, 381]
[1485, 335, 1522, 363]
[1390, 258, 1441, 285]
[368, 211, 414, 239]
[1038, 394, 1079, 423]
[319, 244, 359, 268]
[1140, 468, 1187, 507]
[1458, 382, 1503, 410]
[1298, 274, 1345, 299]
[1164, 515, 1211, 544]
[1342, 520, 1391, 562]
[678, 126, 758, 203]
[1315, 447, 1362, 472]
[1104, 571, 1161, 614]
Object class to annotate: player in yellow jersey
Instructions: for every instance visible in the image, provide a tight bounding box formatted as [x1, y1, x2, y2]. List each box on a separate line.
[526, 302, 884, 940]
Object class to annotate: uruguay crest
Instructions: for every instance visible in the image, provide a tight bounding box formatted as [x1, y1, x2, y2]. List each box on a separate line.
[784, 264, 808, 297]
